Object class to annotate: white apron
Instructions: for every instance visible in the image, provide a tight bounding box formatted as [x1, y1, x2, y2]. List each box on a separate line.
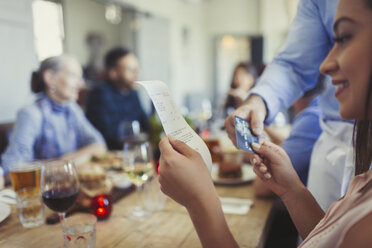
[307, 120, 354, 211]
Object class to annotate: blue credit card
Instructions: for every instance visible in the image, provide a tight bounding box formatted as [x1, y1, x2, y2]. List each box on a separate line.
[234, 115, 259, 153]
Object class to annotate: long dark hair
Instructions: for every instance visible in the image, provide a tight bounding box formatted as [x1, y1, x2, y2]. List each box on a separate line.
[31, 56, 65, 93]
[229, 62, 258, 89]
[224, 62, 258, 111]
[353, 64, 372, 175]
[353, 0, 372, 175]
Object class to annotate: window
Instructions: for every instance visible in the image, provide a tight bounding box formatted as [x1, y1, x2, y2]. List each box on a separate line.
[32, 0, 64, 61]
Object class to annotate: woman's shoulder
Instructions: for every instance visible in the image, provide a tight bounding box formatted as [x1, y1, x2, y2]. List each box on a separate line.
[348, 170, 372, 194]
[66, 101, 85, 115]
[339, 212, 372, 248]
[17, 102, 42, 122]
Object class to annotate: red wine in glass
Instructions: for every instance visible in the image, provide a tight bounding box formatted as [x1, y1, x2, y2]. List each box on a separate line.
[42, 187, 79, 213]
[41, 160, 79, 221]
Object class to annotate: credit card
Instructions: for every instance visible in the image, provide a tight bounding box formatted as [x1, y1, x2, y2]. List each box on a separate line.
[234, 115, 259, 153]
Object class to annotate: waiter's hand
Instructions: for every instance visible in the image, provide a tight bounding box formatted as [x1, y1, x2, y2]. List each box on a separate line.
[224, 94, 267, 146]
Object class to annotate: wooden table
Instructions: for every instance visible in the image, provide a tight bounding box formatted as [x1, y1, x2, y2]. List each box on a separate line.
[0, 183, 273, 248]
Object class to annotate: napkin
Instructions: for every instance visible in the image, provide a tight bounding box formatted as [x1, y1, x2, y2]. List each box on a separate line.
[220, 197, 253, 215]
[0, 189, 16, 205]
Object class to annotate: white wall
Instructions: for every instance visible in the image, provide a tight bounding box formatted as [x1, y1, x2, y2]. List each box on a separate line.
[259, 0, 299, 62]
[63, 0, 123, 66]
[203, 0, 258, 34]
[0, 0, 38, 123]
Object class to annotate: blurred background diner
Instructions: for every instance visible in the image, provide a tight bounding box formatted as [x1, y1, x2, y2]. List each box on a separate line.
[0, 0, 302, 247]
[224, 62, 258, 116]
[85, 47, 149, 150]
[0, 0, 299, 136]
[1, 55, 106, 175]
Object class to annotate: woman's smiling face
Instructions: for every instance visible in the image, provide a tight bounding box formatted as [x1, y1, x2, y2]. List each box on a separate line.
[320, 0, 372, 120]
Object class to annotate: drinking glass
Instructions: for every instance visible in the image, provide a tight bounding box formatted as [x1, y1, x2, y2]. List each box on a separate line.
[118, 120, 141, 143]
[143, 174, 166, 212]
[41, 160, 79, 222]
[61, 214, 96, 248]
[122, 141, 154, 220]
[9, 162, 44, 228]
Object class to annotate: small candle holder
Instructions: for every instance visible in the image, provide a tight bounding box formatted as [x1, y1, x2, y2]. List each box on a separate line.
[90, 194, 113, 220]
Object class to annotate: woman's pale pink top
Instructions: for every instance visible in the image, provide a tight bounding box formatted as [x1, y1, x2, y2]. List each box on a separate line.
[299, 170, 372, 248]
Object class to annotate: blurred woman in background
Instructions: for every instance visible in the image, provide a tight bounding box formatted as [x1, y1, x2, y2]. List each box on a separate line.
[224, 62, 257, 115]
[1, 55, 106, 175]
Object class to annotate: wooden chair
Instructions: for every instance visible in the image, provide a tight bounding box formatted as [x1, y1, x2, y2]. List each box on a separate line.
[0, 122, 14, 156]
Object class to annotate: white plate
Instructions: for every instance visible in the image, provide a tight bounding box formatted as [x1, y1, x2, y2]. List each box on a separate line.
[211, 163, 256, 185]
[0, 202, 11, 223]
[0, 189, 16, 205]
[108, 173, 132, 189]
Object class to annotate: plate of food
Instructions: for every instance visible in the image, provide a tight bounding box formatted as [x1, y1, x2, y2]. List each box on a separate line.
[211, 163, 256, 185]
[90, 152, 123, 171]
[0, 202, 11, 223]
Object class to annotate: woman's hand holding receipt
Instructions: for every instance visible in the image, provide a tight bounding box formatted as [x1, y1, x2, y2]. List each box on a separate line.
[136, 80, 212, 171]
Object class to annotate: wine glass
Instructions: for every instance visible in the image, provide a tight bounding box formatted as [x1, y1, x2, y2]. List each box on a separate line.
[123, 141, 154, 220]
[118, 120, 141, 143]
[41, 160, 79, 223]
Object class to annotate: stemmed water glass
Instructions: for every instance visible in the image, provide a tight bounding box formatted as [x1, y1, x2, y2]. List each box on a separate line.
[118, 120, 141, 143]
[41, 160, 79, 222]
[122, 141, 154, 220]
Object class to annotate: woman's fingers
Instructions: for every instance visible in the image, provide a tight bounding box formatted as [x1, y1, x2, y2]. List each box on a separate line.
[250, 153, 262, 166]
[263, 172, 272, 179]
[167, 136, 196, 158]
[159, 136, 196, 158]
[250, 142, 272, 178]
[159, 137, 178, 173]
[259, 164, 268, 173]
[253, 162, 272, 180]
[159, 136, 175, 157]
[251, 140, 283, 162]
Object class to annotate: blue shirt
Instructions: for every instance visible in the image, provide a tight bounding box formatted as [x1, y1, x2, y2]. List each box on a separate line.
[1, 96, 105, 174]
[85, 82, 149, 150]
[282, 98, 322, 185]
[250, 0, 347, 125]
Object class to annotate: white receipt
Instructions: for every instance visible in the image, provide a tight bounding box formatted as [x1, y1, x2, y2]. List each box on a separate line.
[136, 80, 212, 171]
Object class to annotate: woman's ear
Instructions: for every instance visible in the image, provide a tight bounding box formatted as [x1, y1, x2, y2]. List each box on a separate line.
[42, 69, 56, 89]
